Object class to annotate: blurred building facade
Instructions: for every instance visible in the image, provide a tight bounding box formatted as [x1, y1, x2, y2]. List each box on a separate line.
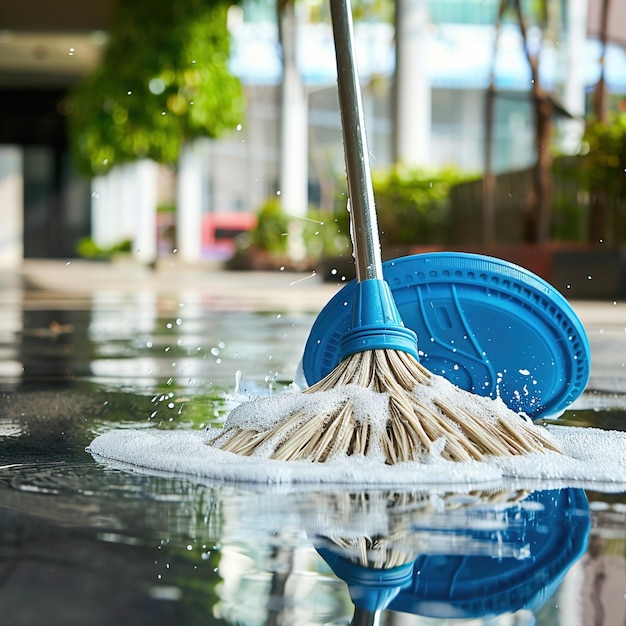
[0, 0, 625, 266]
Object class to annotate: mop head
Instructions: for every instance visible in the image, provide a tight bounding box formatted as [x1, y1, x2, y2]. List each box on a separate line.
[208, 349, 561, 464]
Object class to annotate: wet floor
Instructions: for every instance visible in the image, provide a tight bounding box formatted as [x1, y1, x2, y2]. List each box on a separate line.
[0, 259, 625, 625]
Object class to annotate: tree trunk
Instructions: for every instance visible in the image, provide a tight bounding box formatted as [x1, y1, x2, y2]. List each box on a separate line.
[515, 0, 553, 244]
[483, 0, 507, 246]
[533, 95, 554, 243]
[589, 0, 611, 244]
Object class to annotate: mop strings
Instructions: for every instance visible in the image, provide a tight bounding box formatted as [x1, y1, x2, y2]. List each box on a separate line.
[209, 349, 562, 463]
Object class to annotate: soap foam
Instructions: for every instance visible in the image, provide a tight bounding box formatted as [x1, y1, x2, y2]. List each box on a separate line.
[87, 369, 625, 489]
[87, 423, 626, 489]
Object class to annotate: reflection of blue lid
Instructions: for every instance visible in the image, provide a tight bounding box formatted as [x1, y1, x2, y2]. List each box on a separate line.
[388, 488, 590, 619]
[316, 544, 415, 613]
[303, 253, 591, 418]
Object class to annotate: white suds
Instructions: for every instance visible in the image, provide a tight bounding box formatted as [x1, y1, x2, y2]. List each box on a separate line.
[222, 384, 391, 432]
[87, 369, 626, 488]
[87, 423, 626, 489]
[89, 428, 502, 485]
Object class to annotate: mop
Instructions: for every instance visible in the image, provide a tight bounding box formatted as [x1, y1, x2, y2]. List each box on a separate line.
[207, 0, 561, 464]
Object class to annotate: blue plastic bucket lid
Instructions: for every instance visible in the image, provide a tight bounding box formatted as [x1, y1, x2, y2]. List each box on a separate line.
[303, 252, 591, 419]
[388, 488, 590, 619]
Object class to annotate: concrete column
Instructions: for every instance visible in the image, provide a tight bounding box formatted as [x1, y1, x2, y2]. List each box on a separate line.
[91, 160, 158, 264]
[279, 62, 308, 218]
[133, 159, 158, 264]
[0, 146, 24, 268]
[559, 0, 588, 154]
[393, 0, 431, 166]
[176, 141, 204, 263]
[278, 2, 309, 220]
[92, 167, 129, 249]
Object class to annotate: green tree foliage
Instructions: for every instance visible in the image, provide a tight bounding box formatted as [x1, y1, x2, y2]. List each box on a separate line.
[548, 115, 626, 245]
[68, 0, 245, 175]
[248, 199, 351, 258]
[372, 166, 478, 246]
[581, 112, 626, 199]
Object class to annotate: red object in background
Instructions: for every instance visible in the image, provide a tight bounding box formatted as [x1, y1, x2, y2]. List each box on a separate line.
[202, 212, 257, 259]
[157, 211, 257, 260]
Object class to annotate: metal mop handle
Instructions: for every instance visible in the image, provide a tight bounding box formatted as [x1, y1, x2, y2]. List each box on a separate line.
[330, 0, 383, 283]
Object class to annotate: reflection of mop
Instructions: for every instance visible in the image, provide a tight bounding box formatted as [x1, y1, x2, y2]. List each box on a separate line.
[311, 488, 529, 624]
[311, 488, 589, 624]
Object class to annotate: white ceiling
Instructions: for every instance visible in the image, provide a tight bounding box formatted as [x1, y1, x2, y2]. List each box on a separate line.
[0, 31, 108, 86]
[0, 0, 115, 87]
